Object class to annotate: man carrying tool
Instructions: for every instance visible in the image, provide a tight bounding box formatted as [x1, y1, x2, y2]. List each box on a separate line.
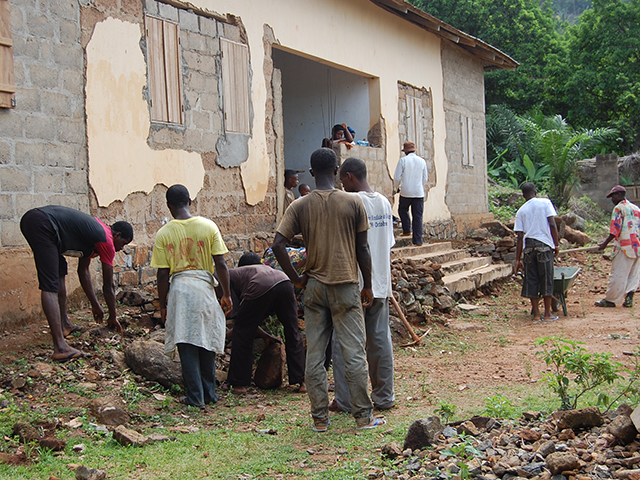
[595, 185, 640, 308]
[514, 182, 560, 321]
[330, 157, 396, 413]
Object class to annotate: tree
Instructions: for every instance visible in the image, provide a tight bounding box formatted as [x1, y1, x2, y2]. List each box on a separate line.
[554, 0, 640, 153]
[411, 0, 565, 112]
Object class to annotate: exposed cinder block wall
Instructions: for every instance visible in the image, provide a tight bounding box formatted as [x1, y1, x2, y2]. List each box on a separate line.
[0, 0, 88, 248]
[441, 41, 489, 217]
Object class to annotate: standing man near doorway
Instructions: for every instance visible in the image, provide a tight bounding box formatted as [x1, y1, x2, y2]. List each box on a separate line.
[393, 141, 429, 246]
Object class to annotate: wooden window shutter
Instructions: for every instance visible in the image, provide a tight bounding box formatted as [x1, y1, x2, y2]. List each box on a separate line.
[220, 38, 250, 134]
[407, 95, 423, 156]
[461, 116, 474, 166]
[145, 15, 182, 124]
[0, 0, 15, 109]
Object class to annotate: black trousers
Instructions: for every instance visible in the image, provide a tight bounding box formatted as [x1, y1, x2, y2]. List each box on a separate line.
[398, 196, 424, 245]
[227, 281, 306, 387]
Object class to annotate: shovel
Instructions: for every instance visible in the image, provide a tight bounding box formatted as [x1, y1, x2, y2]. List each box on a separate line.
[389, 295, 431, 347]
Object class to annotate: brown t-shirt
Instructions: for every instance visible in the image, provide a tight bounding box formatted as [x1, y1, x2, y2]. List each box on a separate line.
[229, 264, 289, 301]
[276, 189, 370, 285]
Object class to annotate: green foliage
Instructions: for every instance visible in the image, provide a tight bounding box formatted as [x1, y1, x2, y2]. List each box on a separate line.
[483, 394, 517, 419]
[535, 336, 621, 409]
[441, 434, 482, 480]
[555, 0, 640, 152]
[488, 184, 524, 222]
[433, 401, 458, 423]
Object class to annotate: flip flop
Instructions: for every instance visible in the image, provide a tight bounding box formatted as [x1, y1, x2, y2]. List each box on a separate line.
[595, 299, 616, 307]
[358, 417, 386, 430]
[64, 326, 83, 337]
[52, 351, 88, 363]
[541, 316, 559, 322]
[178, 396, 205, 410]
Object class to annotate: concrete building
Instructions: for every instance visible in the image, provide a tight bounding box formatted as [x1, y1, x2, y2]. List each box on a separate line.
[0, 0, 516, 328]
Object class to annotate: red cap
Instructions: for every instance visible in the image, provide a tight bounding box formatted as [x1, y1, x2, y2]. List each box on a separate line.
[606, 185, 626, 198]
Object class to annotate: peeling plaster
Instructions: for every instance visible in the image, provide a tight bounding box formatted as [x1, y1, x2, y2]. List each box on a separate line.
[86, 17, 205, 207]
[216, 133, 250, 168]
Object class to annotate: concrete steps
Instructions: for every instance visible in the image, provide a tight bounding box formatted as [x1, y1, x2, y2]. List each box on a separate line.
[391, 240, 512, 295]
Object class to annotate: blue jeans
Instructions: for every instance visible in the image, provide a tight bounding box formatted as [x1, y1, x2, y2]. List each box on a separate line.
[177, 343, 218, 408]
[398, 196, 424, 245]
[332, 298, 395, 411]
[304, 279, 373, 427]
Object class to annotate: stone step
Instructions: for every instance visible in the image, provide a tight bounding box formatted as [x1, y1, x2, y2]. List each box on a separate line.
[440, 256, 492, 275]
[390, 241, 452, 261]
[443, 263, 513, 295]
[402, 248, 468, 266]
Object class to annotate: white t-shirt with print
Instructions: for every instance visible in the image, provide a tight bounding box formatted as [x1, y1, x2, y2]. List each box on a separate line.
[358, 191, 396, 298]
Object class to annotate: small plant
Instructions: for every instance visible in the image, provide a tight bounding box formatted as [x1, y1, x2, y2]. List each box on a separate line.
[441, 434, 482, 480]
[535, 336, 621, 410]
[433, 401, 457, 423]
[483, 394, 516, 418]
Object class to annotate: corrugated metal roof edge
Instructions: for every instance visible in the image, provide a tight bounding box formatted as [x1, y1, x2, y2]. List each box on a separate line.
[370, 0, 519, 71]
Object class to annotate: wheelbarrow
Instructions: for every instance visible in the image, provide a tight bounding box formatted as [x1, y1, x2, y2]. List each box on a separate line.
[552, 267, 581, 316]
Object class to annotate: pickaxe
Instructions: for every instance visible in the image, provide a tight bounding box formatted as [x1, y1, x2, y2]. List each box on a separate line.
[389, 295, 431, 347]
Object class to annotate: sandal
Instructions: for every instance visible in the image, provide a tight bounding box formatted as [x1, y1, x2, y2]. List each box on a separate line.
[623, 293, 634, 308]
[358, 417, 386, 430]
[595, 299, 616, 307]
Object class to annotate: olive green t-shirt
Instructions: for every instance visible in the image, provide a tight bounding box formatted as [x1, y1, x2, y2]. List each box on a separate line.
[276, 189, 370, 285]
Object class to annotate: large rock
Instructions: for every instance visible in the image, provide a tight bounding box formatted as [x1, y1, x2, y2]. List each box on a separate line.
[89, 398, 130, 426]
[546, 452, 580, 475]
[75, 466, 107, 480]
[112, 425, 148, 447]
[556, 407, 604, 430]
[563, 212, 586, 232]
[607, 414, 638, 444]
[12, 422, 39, 443]
[403, 417, 443, 450]
[563, 225, 591, 246]
[124, 340, 183, 388]
[254, 341, 285, 390]
[39, 436, 66, 451]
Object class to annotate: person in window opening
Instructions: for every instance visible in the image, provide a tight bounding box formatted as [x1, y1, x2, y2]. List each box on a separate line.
[20, 206, 133, 362]
[284, 169, 299, 211]
[322, 124, 354, 149]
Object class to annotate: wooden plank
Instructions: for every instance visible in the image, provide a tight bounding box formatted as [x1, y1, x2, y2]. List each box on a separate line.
[145, 15, 168, 122]
[163, 20, 182, 124]
[467, 117, 474, 166]
[0, 0, 14, 108]
[461, 115, 469, 166]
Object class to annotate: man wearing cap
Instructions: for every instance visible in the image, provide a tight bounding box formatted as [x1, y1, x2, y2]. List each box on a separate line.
[393, 141, 429, 246]
[596, 185, 640, 308]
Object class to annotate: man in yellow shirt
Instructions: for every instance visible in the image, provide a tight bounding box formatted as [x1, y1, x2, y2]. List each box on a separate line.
[151, 185, 232, 409]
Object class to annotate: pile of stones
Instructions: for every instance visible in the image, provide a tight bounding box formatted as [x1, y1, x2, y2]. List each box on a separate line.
[391, 257, 457, 319]
[377, 405, 640, 480]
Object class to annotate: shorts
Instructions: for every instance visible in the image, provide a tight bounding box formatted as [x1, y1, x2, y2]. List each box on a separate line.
[20, 208, 67, 293]
[521, 238, 554, 299]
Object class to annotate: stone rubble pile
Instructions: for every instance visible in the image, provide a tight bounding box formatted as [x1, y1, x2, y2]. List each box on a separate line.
[391, 257, 457, 319]
[378, 405, 640, 480]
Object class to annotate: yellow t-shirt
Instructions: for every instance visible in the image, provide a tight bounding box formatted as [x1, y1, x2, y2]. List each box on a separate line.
[151, 217, 228, 275]
[276, 189, 370, 285]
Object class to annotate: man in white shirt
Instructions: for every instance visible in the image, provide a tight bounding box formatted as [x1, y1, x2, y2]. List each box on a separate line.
[393, 141, 429, 246]
[330, 157, 396, 412]
[514, 182, 560, 321]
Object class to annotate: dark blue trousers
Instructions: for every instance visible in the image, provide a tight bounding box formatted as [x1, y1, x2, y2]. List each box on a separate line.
[177, 343, 218, 408]
[398, 196, 424, 245]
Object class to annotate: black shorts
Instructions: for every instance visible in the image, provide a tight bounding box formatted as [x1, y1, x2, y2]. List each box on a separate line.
[20, 209, 67, 293]
[521, 238, 554, 299]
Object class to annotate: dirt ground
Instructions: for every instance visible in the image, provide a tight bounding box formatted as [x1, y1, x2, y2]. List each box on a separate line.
[1, 250, 638, 431]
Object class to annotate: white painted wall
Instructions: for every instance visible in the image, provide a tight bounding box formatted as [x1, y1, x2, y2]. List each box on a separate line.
[273, 48, 371, 191]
